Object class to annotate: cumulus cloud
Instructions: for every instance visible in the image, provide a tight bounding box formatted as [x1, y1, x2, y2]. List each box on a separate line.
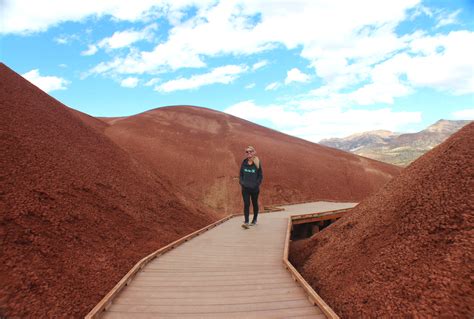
[225, 100, 303, 128]
[54, 33, 80, 44]
[82, 23, 157, 56]
[81, 44, 99, 56]
[1, 0, 166, 34]
[155, 64, 247, 92]
[451, 109, 474, 120]
[21, 69, 69, 92]
[144, 78, 161, 86]
[405, 30, 474, 95]
[245, 83, 256, 89]
[435, 9, 461, 28]
[225, 100, 421, 142]
[348, 53, 414, 105]
[120, 77, 139, 88]
[306, 30, 474, 107]
[265, 82, 280, 91]
[252, 60, 268, 71]
[285, 68, 310, 84]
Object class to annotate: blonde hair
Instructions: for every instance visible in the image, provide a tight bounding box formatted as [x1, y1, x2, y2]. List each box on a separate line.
[246, 145, 260, 169]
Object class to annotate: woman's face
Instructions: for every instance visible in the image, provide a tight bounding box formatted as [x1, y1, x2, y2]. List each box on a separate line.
[245, 148, 255, 159]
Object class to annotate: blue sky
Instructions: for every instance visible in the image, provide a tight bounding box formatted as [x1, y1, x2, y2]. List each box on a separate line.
[1, 0, 473, 141]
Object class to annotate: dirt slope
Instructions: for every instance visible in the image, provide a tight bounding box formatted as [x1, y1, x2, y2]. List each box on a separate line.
[102, 106, 402, 215]
[290, 122, 474, 318]
[0, 63, 216, 317]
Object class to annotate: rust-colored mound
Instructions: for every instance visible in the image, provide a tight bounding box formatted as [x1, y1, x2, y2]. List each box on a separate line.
[0, 63, 216, 317]
[102, 106, 401, 215]
[290, 123, 474, 317]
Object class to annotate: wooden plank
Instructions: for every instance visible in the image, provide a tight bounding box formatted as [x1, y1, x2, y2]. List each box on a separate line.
[127, 281, 295, 292]
[107, 299, 315, 313]
[116, 287, 306, 299]
[113, 293, 309, 306]
[102, 306, 322, 319]
[140, 269, 287, 276]
[123, 283, 302, 294]
[135, 272, 288, 281]
[130, 278, 294, 287]
[133, 273, 290, 281]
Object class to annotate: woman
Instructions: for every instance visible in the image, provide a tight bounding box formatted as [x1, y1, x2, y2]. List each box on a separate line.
[239, 146, 263, 229]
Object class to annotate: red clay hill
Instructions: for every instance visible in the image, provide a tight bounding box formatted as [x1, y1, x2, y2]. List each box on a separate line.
[291, 122, 473, 317]
[0, 63, 217, 317]
[100, 106, 401, 215]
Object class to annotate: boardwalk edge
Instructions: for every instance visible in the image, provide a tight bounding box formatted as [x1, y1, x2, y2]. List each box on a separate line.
[283, 208, 354, 319]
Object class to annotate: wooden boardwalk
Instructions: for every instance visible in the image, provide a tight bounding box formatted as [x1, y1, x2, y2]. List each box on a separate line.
[100, 202, 356, 318]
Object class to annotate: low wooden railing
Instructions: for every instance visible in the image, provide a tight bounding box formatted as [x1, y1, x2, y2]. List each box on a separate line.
[283, 208, 354, 319]
[291, 208, 350, 225]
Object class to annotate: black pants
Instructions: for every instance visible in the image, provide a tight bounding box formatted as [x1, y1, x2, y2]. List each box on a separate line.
[242, 187, 259, 223]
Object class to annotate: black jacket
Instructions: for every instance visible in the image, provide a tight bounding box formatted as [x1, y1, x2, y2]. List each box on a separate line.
[239, 159, 263, 190]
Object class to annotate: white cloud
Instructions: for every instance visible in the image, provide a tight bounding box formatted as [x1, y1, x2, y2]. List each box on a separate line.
[144, 78, 161, 86]
[81, 44, 99, 56]
[265, 82, 280, 91]
[285, 68, 310, 84]
[306, 30, 474, 107]
[101, 23, 157, 50]
[225, 100, 303, 128]
[54, 37, 68, 44]
[348, 53, 414, 105]
[409, 5, 433, 20]
[21, 69, 69, 92]
[435, 9, 461, 28]
[405, 31, 474, 95]
[451, 109, 474, 120]
[252, 60, 268, 71]
[1, 0, 167, 34]
[120, 77, 139, 88]
[285, 108, 422, 142]
[155, 64, 247, 92]
[83, 23, 158, 56]
[245, 83, 256, 89]
[54, 33, 80, 45]
[225, 100, 421, 142]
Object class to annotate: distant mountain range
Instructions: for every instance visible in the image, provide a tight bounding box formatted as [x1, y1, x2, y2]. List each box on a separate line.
[319, 120, 472, 166]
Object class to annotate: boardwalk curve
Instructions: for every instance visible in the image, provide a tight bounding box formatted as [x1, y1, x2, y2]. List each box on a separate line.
[90, 201, 357, 318]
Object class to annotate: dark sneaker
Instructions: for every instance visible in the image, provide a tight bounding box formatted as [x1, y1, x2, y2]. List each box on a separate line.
[249, 221, 257, 226]
[241, 223, 250, 229]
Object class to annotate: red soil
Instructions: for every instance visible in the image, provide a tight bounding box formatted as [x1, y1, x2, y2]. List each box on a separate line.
[0, 63, 217, 317]
[290, 122, 474, 318]
[101, 106, 401, 216]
